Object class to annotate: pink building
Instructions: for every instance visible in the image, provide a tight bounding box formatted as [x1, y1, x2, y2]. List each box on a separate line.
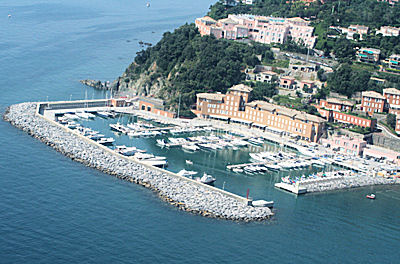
[321, 136, 367, 156]
[279, 76, 296, 89]
[195, 14, 317, 48]
[363, 145, 400, 164]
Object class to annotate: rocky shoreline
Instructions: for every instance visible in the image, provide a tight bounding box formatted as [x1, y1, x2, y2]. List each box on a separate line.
[3, 103, 273, 222]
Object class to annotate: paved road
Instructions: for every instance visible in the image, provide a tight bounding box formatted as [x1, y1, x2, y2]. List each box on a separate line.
[377, 124, 399, 140]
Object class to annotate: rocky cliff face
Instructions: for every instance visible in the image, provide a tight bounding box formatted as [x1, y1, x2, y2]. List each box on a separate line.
[113, 62, 170, 98]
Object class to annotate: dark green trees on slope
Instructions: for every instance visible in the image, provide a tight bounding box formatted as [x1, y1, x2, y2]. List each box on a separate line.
[123, 24, 272, 115]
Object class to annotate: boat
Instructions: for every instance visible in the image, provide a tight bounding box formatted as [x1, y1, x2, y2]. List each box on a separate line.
[141, 159, 168, 167]
[232, 168, 243, 173]
[115, 145, 140, 156]
[366, 194, 376, 199]
[97, 111, 111, 118]
[196, 173, 216, 185]
[177, 169, 198, 177]
[97, 137, 115, 145]
[248, 137, 264, 145]
[185, 160, 193, 165]
[64, 113, 79, 120]
[75, 111, 94, 119]
[182, 144, 199, 151]
[264, 163, 282, 171]
[156, 139, 167, 146]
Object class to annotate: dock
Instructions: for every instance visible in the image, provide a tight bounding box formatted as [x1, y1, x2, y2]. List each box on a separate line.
[274, 182, 307, 194]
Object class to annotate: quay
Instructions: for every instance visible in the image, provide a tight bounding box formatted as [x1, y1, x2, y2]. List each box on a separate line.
[4, 100, 274, 222]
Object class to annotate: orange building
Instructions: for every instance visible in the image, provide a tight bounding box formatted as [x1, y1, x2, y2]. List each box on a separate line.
[319, 98, 354, 112]
[383, 88, 400, 116]
[193, 84, 325, 142]
[361, 91, 387, 115]
[139, 97, 176, 118]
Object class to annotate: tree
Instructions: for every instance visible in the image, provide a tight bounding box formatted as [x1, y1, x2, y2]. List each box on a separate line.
[249, 82, 277, 101]
[387, 113, 396, 130]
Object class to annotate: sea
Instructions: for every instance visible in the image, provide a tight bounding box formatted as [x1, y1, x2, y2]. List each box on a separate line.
[1, 1, 400, 263]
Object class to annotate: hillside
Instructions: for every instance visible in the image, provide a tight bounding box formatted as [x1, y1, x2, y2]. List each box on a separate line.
[113, 24, 273, 116]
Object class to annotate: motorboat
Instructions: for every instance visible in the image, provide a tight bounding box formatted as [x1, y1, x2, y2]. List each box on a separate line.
[177, 169, 198, 177]
[366, 194, 376, 199]
[264, 163, 282, 171]
[185, 160, 193, 165]
[248, 137, 264, 145]
[232, 168, 243, 173]
[75, 111, 94, 119]
[141, 159, 168, 167]
[156, 139, 167, 146]
[196, 173, 216, 185]
[110, 123, 129, 134]
[97, 137, 115, 145]
[96, 111, 111, 118]
[115, 145, 141, 156]
[182, 144, 199, 151]
[64, 113, 79, 120]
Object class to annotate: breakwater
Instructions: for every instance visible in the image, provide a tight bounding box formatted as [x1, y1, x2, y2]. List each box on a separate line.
[3, 103, 273, 222]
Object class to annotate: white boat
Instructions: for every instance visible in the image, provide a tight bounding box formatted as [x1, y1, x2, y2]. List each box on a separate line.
[196, 173, 216, 185]
[248, 137, 264, 145]
[156, 139, 167, 146]
[185, 160, 193, 165]
[97, 137, 115, 145]
[264, 163, 282, 171]
[182, 144, 199, 151]
[75, 111, 93, 119]
[141, 159, 168, 167]
[64, 113, 79, 120]
[232, 168, 243, 173]
[115, 145, 139, 156]
[110, 123, 129, 134]
[88, 133, 105, 140]
[177, 169, 198, 177]
[97, 111, 111, 118]
[134, 152, 166, 161]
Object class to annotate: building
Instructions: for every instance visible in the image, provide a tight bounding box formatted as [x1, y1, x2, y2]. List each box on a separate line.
[377, 0, 399, 6]
[383, 88, 400, 115]
[363, 145, 400, 164]
[139, 97, 176, 118]
[361, 91, 387, 115]
[321, 136, 367, 156]
[319, 98, 354, 112]
[347, 25, 369, 40]
[356, 48, 381, 63]
[279, 76, 296, 89]
[246, 67, 278, 83]
[386, 54, 400, 70]
[289, 63, 317, 72]
[376, 26, 400, 37]
[193, 84, 326, 142]
[195, 14, 317, 48]
[315, 98, 376, 130]
[396, 118, 400, 134]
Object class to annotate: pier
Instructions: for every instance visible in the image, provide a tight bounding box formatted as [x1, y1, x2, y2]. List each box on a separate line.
[4, 100, 274, 221]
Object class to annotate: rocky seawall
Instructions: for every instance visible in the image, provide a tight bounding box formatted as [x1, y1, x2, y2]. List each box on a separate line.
[3, 103, 273, 222]
[303, 176, 400, 193]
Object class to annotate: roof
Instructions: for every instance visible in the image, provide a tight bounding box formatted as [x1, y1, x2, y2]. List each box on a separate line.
[362, 91, 385, 99]
[218, 17, 238, 24]
[197, 93, 225, 101]
[383, 88, 400, 96]
[259, 71, 277, 76]
[246, 100, 325, 123]
[199, 16, 216, 23]
[280, 76, 295, 80]
[359, 47, 381, 54]
[326, 98, 355, 107]
[287, 17, 307, 23]
[349, 24, 369, 30]
[229, 84, 253, 93]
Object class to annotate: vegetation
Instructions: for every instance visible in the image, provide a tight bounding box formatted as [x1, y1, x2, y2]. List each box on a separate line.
[387, 113, 397, 130]
[272, 95, 319, 115]
[124, 24, 273, 115]
[246, 81, 277, 101]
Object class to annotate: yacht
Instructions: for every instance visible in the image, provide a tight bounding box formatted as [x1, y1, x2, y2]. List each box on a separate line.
[115, 145, 140, 156]
[196, 173, 216, 185]
[156, 139, 167, 146]
[97, 137, 115, 145]
[182, 144, 199, 151]
[96, 111, 111, 118]
[177, 169, 198, 177]
[248, 137, 264, 145]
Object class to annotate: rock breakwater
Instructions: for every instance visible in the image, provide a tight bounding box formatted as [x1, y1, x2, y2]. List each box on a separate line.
[3, 103, 273, 222]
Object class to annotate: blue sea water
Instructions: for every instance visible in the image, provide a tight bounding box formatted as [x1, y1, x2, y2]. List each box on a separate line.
[1, 1, 400, 263]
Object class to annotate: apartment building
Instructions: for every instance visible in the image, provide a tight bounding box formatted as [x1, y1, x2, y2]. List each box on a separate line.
[386, 54, 400, 70]
[383, 88, 400, 115]
[347, 24, 369, 40]
[361, 91, 387, 115]
[316, 99, 376, 130]
[356, 47, 381, 63]
[376, 26, 400, 37]
[321, 136, 367, 156]
[193, 84, 326, 142]
[279, 76, 296, 89]
[195, 14, 317, 47]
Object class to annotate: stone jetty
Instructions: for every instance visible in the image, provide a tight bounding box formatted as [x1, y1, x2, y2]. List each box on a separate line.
[3, 103, 273, 222]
